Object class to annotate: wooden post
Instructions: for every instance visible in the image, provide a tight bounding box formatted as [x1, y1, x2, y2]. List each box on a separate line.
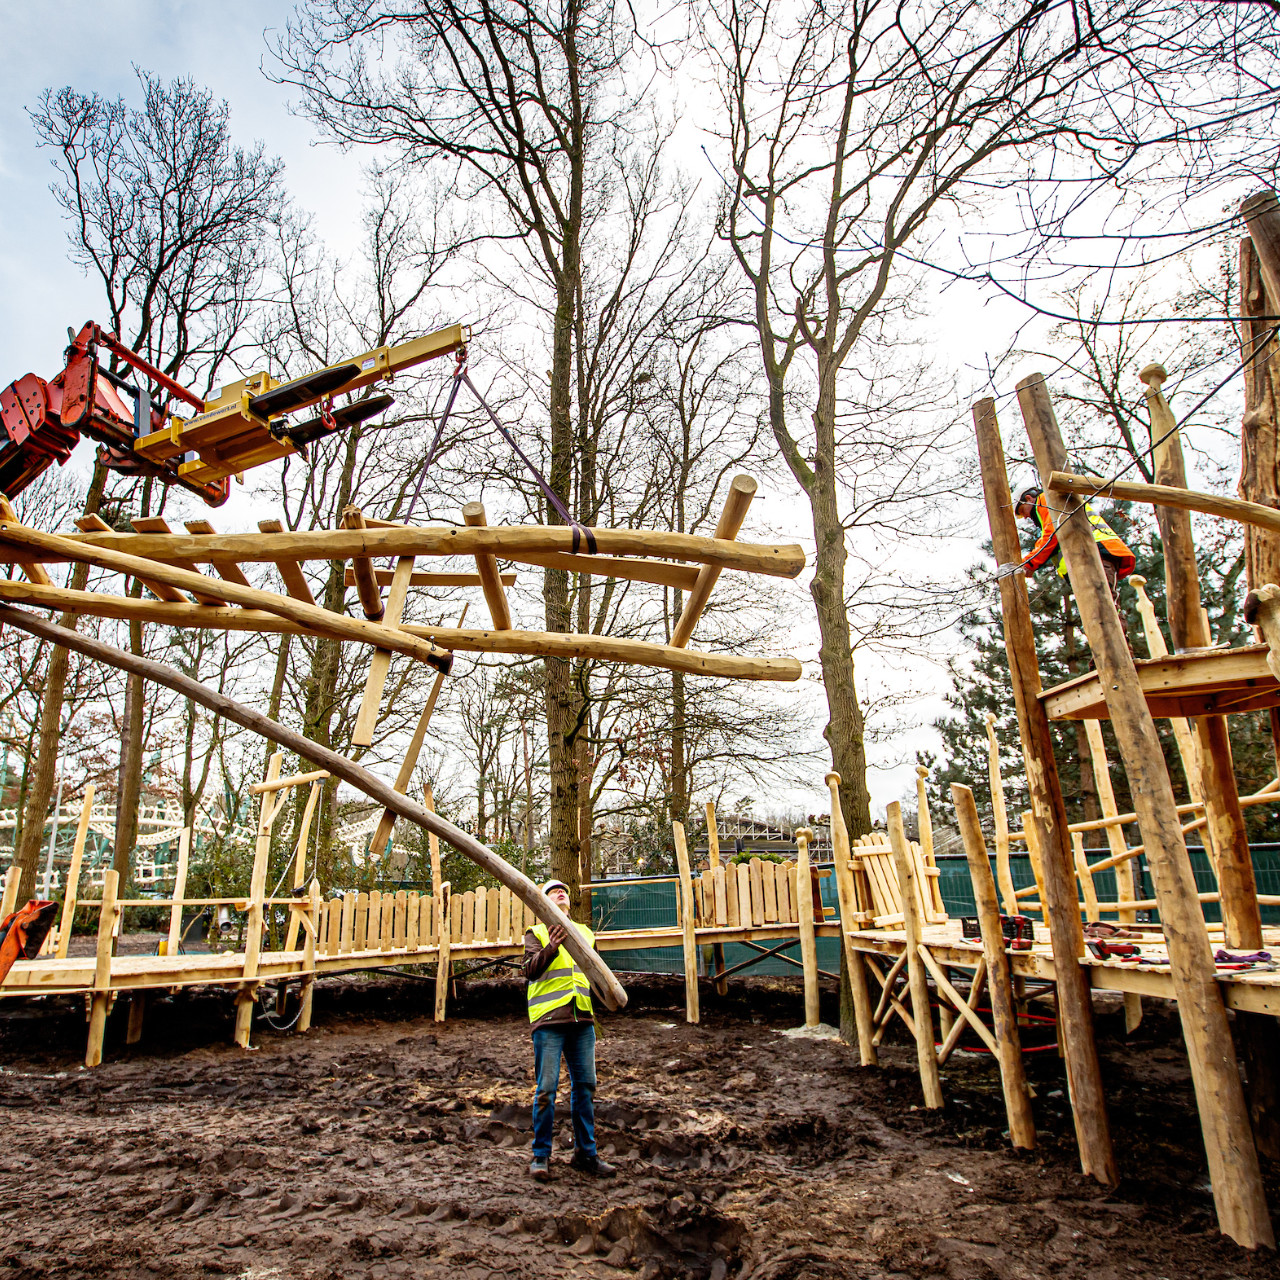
[1141, 364, 1261, 950]
[351, 553, 417, 747]
[126, 993, 146, 1046]
[1020, 372, 1273, 1248]
[794, 828, 821, 1028]
[56, 783, 94, 960]
[673, 822, 700, 1024]
[671, 476, 756, 647]
[974, 396, 1117, 1185]
[235, 752, 281, 1048]
[284, 780, 322, 952]
[706, 801, 727, 995]
[165, 827, 191, 958]
[0, 864, 19, 921]
[983, 716, 1017, 914]
[952, 784, 1036, 1150]
[826, 772, 876, 1064]
[915, 767, 945, 915]
[434, 884, 451, 1023]
[85, 869, 119, 1068]
[886, 804, 943, 1108]
[463, 502, 513, 630]
[298, 880, 321, 1032]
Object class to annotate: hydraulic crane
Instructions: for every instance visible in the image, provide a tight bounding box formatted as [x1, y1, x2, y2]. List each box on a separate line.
[0, 321, 467, 506]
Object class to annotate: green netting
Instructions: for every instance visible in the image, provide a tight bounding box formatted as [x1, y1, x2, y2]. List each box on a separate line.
[592, 844, 1280, 975]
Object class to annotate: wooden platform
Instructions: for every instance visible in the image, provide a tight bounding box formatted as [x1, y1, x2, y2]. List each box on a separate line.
[1040, 643, 1280, 720]
[847, 920, 1280, 1017]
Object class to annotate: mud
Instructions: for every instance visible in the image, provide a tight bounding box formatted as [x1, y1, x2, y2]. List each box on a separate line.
[0, 969, 1276, 1279]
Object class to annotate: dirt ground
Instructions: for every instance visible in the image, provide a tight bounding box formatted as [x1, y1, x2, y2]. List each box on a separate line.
[0, 962, 1277, 1280]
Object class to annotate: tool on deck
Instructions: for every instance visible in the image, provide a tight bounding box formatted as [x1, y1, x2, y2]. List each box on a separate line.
[961, 912, 1033, 950]
[0, 321, 467, 506]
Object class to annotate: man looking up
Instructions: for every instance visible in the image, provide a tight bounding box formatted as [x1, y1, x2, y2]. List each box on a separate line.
[524, 879, 616, 1182]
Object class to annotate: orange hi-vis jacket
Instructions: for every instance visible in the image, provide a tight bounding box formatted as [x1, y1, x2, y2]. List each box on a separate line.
[1024, 490, 1135, 579]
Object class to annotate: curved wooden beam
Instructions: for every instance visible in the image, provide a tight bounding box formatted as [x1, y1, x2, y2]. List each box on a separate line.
[35, 523, 806, 579]
[0, 519, 453, 674]
[1048, 471, 1280, 536]
[0, 580, 802, 681]
[0, 603, 627, 1012]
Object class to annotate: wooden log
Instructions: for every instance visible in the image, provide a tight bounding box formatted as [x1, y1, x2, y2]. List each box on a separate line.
[935, 958, 988, 1067]
[915, 766, 945, 916]
[435, 884, 451, 1023]
[284, 781, 323, 952]
[56, 783, 94, 960]
[511, 548, 698, 591]
[0, 495, 50, 586]
[794, 828, 821, 1028]
[826, 771, 877, 1066]
[85, 869, 119, 1068]
[369, 605, 468, 856]
[671, 475, 756, 646]
[49, 521, 806, 579]
[1072, 832, 1100, 922]
[0, 521, 454, 673]
[463, 502, 513, 630]
[1082, 718, 1141, 930]
[983, 716, 1017, 914]
[298, 880, 320, 1032]
[130, 515, 225, 603]
[1021, 811, 1049, 921]
[341, 507, 385, 621]
[1020, 372, 1272, 1247]
[256, 519, 316, 605]
[886, 804, 943, 1107]
[706, 802, 721, 869]
[250, 768, 330, 794]
[0, 604, 627, 1012]
[165, 828, 192, 958]
[974, 396, 1116, 1185]
[673, 822, 700, 1024]
[951, 784, 1036, 1150]
[1138, 364, 1261, 950]
[343, 567, 514, 588]
[235, 754, 282, 1047]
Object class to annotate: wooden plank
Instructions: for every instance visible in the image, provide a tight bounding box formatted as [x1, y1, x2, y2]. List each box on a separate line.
[761, 860, 779, 922]
[915, 766, 946, 916]
[352, 554, 417, 748]
[165, 828, 191, 958]
[486, 887, 499, 942]
[256, 519, 315, 604]
[712, 865, 728, 926]
[56, 784, 94, 960]
[671, 476, 755, 645]
[341, 892, 355, 954]
[326, 899, 342, 956]
[724, 864, 740, 928]
[406, 891, 420, 952]
[130, 516, 228, 604]
[461, 892, 474, 945]
[298, 881, 320, 1032]
[251, 768, 329, 794]
[449, 891, 462, 943]
[794, 829, 820, 1028]
[700, 869, 715, 925]
[284, 780, 323, 952]
[435, 885, 451, 1022]
[748, 858, 764, 927]
[235, 753, 281, 1047]
[462, 502, 513, 629]
[736, 864, 751, 930]
[381, 893, 395, 951]
[513, 548, 699, 592]
[983, 715, 1017, 913]
[1072, 832, 1100, 922]
[394, 889, 408, 948]
[344, 567, 514, 588]
[0, 497, 51, 585]
[184, 520, 254, 591]
[1021, 373, 1270, 1243]
[775, 861, 792, 923]
[499, 885, 512, 942]
[354, 892, 368, 951]
[673, 822, 700, 1024]
[423, 893, 436, 946]
[887, 803, 942, 1106]
[85, 869, 120, 1068]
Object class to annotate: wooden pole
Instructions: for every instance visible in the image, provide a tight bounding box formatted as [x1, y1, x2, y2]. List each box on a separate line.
[886, 804, 943, 1107]
[915, 766, 945, 916]
[351, 554, 417, 747]
[434, 884, 451, 1023]
[463, 502, 513, 630]
[826, 772, 876, 1064]
[0, 604, 628, 1012]
[671, 476, 756, 647]
[85, 869, 119, 1068]
[298, 879, 320, 1033]
[952, 784, 1036, 1150]
[236, 753, 281, 1048]
[983, 716, 1017, 914]
[673, 822, 700, 1024]
[55, 783, 94, 960]
[794, 827, 821, 1028]
[1140, 364, 1261, 950]
[1020, 372, 1273, 1248]
[973, 396, 1117, 1185]
[165, 827, 191, 958]
[284, 781, 323, 952]
[705, 801, 727, 996]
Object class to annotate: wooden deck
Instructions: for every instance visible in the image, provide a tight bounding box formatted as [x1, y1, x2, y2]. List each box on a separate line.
[1040, 643, 1280, 720]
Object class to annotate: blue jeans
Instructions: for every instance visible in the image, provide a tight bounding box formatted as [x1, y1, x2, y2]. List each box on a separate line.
[531, 1021, 596, 1160]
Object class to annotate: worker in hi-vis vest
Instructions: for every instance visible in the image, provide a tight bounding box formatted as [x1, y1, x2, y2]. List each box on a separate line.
[1004, 473, 1135, 613]
[523, 879, 616, 1182]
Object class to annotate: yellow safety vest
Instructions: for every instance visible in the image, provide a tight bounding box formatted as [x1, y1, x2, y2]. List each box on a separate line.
[527, 921, 595, 1023]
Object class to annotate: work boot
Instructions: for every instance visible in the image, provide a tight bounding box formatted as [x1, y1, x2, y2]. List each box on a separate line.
[529, 1156, 552, 1181]
[570, 1152, 616, 1178]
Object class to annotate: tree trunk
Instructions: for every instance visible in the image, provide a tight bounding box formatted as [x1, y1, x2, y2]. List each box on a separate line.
[13, 464, 107, 903]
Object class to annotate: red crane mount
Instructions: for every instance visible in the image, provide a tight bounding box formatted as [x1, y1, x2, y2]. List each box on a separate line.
[0, 321, 467, 507]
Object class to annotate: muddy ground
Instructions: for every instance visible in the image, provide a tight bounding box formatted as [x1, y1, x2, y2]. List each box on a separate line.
[0, 961, 1276, 1280]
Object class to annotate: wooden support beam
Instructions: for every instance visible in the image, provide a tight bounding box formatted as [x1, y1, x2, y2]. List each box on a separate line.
[984, 715, 1017, 914]
[705, 801, 727, 997]
[794, 827, 820, 1028]
[284, 781, 323, 954]
[513, 549, 698, 592]
[76, 513, 188, 604]
[974, 395, 1117, 1185]
[130, 517, 228, 605]
[185, 521, 253, 588]
[673, 822, 700, 1024]
[369, 606, 468, 857]
[1019, 372, 1273, 1248]
[671, 475, 756, 647]
[45, 522, 806, 579]
[250, 768, 330, 794]
[0, 496, 50, 585]
[341, 506, 385, 621]
[352, 554, 417, 747]
[55, 784, 94, 960]
[256, 519, 315, 604]
[826, 771, 876, 1064]
[344, 567, 514, 588]
[236, 753, 282, 1048]
[886, 804, 943, 1108]
[165, 829, 191, 959]
[0, 520, 454, 674]
[298, 880, 320, 1032]
[952, 783, 1036, 1150]
[462, 502, 512, 630]
[85, 869, 119, 1068]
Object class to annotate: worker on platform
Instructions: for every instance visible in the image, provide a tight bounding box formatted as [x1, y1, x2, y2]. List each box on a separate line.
[1006, 474, 1135, 612]
[524, 879, 617, 1182]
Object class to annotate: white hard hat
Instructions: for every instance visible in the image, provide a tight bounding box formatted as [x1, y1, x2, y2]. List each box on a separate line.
[1009, 470, 1040, 507]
